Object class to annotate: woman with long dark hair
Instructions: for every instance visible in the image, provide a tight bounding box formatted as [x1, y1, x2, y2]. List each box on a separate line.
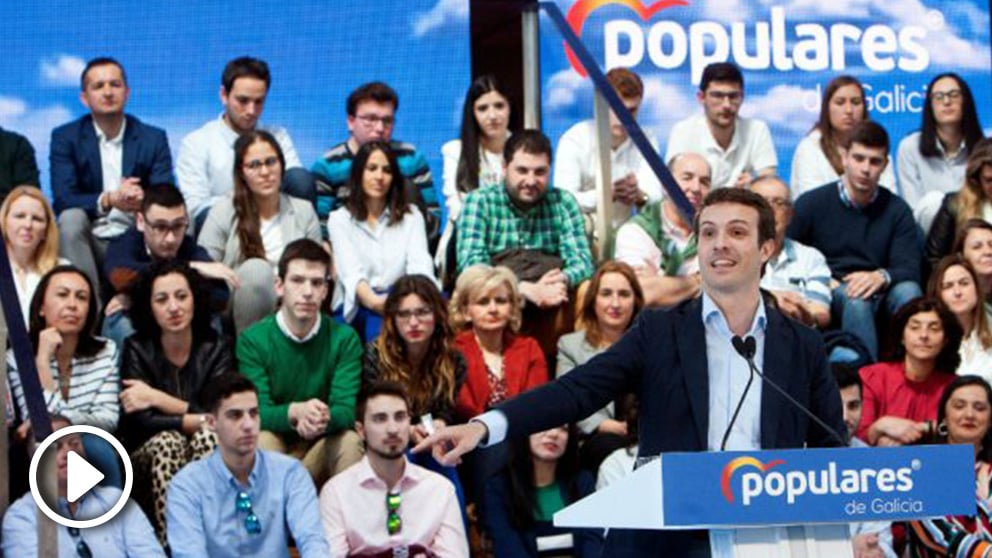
[928, 255, 992, 381]
[198, 129, 321, 333]
[328, 140, 436, 342]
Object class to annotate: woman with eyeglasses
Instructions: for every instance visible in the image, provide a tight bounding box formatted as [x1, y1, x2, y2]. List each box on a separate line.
[928, 255, 992, 382]
[900, 73, 984, 233]
[198, 130, 321, 333]
[448, 264, 547, 423]
[0, 185, 63, 324]
[327, 140, 437, 342]
[119, 260, 234, 545]
[482, 424, 604, 557]
[790, 75, 895, 198]
[926, 140, 992, 272]
[908, 375, 992, 557]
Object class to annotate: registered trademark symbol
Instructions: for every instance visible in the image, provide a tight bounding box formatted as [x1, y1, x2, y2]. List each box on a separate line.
[911, 459, 922, 471]
[924, 10, 945, 31]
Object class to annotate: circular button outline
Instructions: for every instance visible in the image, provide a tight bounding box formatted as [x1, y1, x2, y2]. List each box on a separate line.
[28, 424, 134, 529]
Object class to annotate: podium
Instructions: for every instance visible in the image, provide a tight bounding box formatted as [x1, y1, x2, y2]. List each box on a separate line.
[555, 445, 976, 557]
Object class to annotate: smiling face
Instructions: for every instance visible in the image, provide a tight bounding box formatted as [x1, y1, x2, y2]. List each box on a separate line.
[151, 272, 194, 335]
[962, 228, 992, 279]
[696, 202, 773, 297]
[939, 264, 979, 320]
[529, 426, 569, 463]
[594, 272, 636, 332]
[473, 90, 510, 142]
[901, 310, 946, 363]
[361, 148, 394, 203]
[945, 384, 991, 448]
[40, 271, 91, 335]
[4, 194, 48, 255]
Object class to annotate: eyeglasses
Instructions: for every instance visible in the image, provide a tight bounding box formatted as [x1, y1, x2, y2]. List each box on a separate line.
[356, 114, 395, 128]
[386, 492, 402, 535]
[67, 527, 92, 558]
[395, 307, 433, 321]
[706, 90, 743, 104]
[932, 89, 962, 103]
[146, 219, 188, 236]
[235, 491, 262, 535]
[243, 156, 281, 173]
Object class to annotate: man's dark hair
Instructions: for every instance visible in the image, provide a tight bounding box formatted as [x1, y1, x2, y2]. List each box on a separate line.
[346, 82, 399, 117]
[277, 238, 331, 280]
[831, 363, 862, 394]
[699, 62, 743, 92]
[503, 129, 552, 164]
[141, 183, 186, 213]
[844, 120, 889, 152]
[200, 374, 258, 413]
[355, 381, 410, 424]
[81, 57, 127, 90]
[222, 57, 270, 93]
[693, 188, 776, 247]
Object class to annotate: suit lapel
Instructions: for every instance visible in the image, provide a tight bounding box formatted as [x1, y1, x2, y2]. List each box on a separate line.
[80, 117, 103, 189]
[121, 115, 137, 177]
[676, 298, 709, 449]
[760, 308, 791, 448]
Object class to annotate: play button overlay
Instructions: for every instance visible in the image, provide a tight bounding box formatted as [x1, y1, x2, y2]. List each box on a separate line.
[29, 425, 134, 529]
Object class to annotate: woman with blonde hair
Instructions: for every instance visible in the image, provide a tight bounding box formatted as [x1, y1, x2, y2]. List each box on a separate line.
[449, 264, 547, 422]
[0, 185, 62, 322]
[926, 138, 992, 270]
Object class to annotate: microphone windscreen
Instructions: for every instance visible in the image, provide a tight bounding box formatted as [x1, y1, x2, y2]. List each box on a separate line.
[744, 336, 757, 359]
[731, 335, 747, 358]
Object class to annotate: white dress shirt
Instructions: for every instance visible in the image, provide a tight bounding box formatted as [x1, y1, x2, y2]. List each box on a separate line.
[665, 114, 777, 189]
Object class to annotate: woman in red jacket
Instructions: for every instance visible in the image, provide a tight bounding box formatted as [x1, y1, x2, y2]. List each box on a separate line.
[449, 264, 548, 422]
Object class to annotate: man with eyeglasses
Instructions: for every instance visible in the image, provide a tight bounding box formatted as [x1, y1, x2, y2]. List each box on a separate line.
[320, 381, 468, 557]
[53, 57, 173, 301]
[311, 81, 439, 248]
[750, 175, 831, 328]
[2, 415, 165, 557]
[237, 238, 364, 486]
[176, 56, 312, 234]
[167, 374, 329, 558]
[665, 62, 777, 189]
[100, 183, 234, 349]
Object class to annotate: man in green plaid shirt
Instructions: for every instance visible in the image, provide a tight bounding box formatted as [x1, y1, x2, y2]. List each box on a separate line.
[456, 130, 594, 308]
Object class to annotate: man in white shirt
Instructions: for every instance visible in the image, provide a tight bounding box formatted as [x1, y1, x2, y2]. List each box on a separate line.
[665, 62, 777, 189]
[554, 67, 662, 231]
[176, 57, 310, 232]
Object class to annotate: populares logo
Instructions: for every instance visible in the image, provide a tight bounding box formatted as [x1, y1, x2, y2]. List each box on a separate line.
[720, 456, 915, 506]
[564, 0, 931, 84]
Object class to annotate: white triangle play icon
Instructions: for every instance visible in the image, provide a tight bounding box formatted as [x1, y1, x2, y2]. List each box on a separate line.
[67, 451, 104, 503]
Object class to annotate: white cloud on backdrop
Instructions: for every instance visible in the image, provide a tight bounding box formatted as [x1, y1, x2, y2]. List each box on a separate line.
[412, 0, 469, 38]
[40, 55, 85, 88]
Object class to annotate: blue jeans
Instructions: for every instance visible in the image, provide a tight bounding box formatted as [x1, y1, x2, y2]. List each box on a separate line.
[831, 280, 921, 362]
[101, 311, 134, 364]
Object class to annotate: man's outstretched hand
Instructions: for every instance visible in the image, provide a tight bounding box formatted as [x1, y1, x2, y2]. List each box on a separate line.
[412, 421, 489, 466]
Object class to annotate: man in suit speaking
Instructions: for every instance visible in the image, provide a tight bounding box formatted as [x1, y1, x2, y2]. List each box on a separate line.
[415, 187, 845, 557]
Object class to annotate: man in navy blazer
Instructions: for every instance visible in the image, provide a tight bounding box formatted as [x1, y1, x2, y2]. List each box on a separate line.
[52, 56, 173, 299]
[417, 188, 845, 557]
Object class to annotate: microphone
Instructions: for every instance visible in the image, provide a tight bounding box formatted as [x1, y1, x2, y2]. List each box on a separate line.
[720, 336, 756, 450]
[732, 334, 848, 447]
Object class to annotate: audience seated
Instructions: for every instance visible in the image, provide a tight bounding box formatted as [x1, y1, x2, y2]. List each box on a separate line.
[907, 376, 992, 556]
[457, 130, 593, 352]
[898, 72, 984, 232]
[327, 141, 437, 342]
[177, 57, 310, 231]
[613, 152, 708, 308]
[236, 239, 363, 486]
[557, 261, 643, 470]
[8, 265, 119, 437]
[449, 264, 548, 422]
[2, 415, 165, 558]
[750, 176, 831, 328]
[928, 255, 992, 381]
[955, 220, 992, 316]
[166, 373, 329, 558]
[1, 185, 64, 324]
[311, 81, 439, 246]
[0, 126, 39, 203]
[831, 364, 897, 558]
[789, 121, 922, 361]
[925, 138, 992, 273]
[102, 183, 230, 346]
[53, 57, 173, 300]
[555, 67, 662, 231]
[790, 75, 895, 198]
[665, 62, 776, 188]
[320, 381, 469, 557]
[482, 424, 604, 557]
[857, 298, 961, 446]
[198, 130, 321, 333]
[119, 260, 234, 545]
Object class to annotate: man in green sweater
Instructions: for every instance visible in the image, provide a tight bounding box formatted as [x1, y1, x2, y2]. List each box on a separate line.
[237, 238, 363, 486]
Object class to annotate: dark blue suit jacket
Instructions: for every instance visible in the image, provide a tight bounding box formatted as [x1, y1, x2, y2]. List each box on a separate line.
[50, 114, 173, 217]
[498, 295, 845, 557]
